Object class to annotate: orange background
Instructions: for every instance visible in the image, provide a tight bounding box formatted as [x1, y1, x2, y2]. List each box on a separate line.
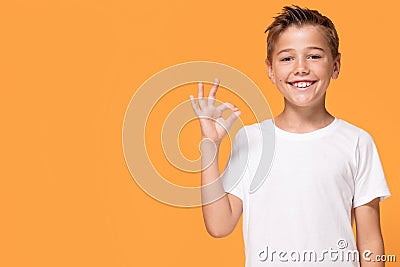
[1, 1, 399, 266]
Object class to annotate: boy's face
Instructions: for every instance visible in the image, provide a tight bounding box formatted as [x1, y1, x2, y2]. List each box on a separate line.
[266, 25, 341, 108]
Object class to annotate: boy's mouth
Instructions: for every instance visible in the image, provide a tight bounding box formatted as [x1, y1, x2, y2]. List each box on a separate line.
[287, 80, 317, 90]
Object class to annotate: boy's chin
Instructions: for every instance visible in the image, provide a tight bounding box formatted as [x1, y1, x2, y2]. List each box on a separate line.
[284, 96, 325, 108]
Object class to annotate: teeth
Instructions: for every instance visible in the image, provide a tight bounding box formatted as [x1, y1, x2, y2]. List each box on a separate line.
[293, 81, 312, 88]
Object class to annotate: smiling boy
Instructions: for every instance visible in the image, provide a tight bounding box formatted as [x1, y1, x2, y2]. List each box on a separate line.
[190, 5, 391, 267]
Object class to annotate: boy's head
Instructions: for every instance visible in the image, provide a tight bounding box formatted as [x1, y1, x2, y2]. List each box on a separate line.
[265, 5, 339, 65]
[264, 5, 341, 107]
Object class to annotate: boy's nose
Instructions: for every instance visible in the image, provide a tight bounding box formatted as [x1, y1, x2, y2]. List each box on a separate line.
[294, 59, 310, 75]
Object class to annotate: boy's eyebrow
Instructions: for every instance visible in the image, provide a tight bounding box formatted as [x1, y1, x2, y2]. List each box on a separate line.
[307, 46, 325, 52]
[277, 47, 325, 55]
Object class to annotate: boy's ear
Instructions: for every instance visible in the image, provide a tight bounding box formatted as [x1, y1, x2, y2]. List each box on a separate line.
[332, 53, 341, 79]
[265, 58, 276, 84]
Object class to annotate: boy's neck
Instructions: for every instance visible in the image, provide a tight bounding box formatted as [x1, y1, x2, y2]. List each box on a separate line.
[274, 98, 335, 134]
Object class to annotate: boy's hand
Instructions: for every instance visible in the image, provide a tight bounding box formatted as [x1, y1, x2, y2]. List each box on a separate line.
[190, 78, 241, 145]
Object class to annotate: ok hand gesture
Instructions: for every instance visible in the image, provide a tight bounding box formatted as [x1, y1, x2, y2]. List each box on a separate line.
[190, 78, 241, 146]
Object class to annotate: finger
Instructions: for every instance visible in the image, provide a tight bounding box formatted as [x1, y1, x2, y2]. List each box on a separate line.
[208, 78, 220, 106]
[216, 102, 236, 113]
[189, 95, 199, 113]
[225, 109, 241, 127]
[198, 82, 206, 109]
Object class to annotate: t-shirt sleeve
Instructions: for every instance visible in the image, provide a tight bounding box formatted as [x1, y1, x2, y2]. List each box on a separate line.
[353, 129, 391, 208]
[221, 127, 248, 202]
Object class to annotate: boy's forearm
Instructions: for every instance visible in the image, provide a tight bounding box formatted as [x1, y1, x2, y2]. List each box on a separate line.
[200, 139, 223, 195]
[355, 198, 386, 267]
[200, 140, 235, 237]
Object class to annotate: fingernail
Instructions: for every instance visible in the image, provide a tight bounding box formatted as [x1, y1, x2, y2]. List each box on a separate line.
[214, 78, 220, 84]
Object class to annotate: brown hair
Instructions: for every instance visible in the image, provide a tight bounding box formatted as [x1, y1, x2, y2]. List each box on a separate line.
[264, 5, 339, 64]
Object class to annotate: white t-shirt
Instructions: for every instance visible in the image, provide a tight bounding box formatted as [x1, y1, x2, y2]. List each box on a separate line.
[221, 117, 391, 267]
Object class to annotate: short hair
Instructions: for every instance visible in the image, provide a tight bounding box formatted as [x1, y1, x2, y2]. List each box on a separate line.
[264, 5, 339, 64]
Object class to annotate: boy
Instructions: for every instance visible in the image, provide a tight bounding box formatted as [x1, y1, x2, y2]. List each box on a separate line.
[189, 5, 391, 267]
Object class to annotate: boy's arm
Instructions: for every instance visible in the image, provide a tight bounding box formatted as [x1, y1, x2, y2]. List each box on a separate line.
[354, 197, 385, 267]
[190, 78, 243, 238]
[200, 140, 243, 238]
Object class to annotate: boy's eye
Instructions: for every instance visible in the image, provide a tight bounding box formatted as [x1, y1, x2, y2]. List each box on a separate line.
[280, 57, 293, 62]
[308, 55, 322, 59]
